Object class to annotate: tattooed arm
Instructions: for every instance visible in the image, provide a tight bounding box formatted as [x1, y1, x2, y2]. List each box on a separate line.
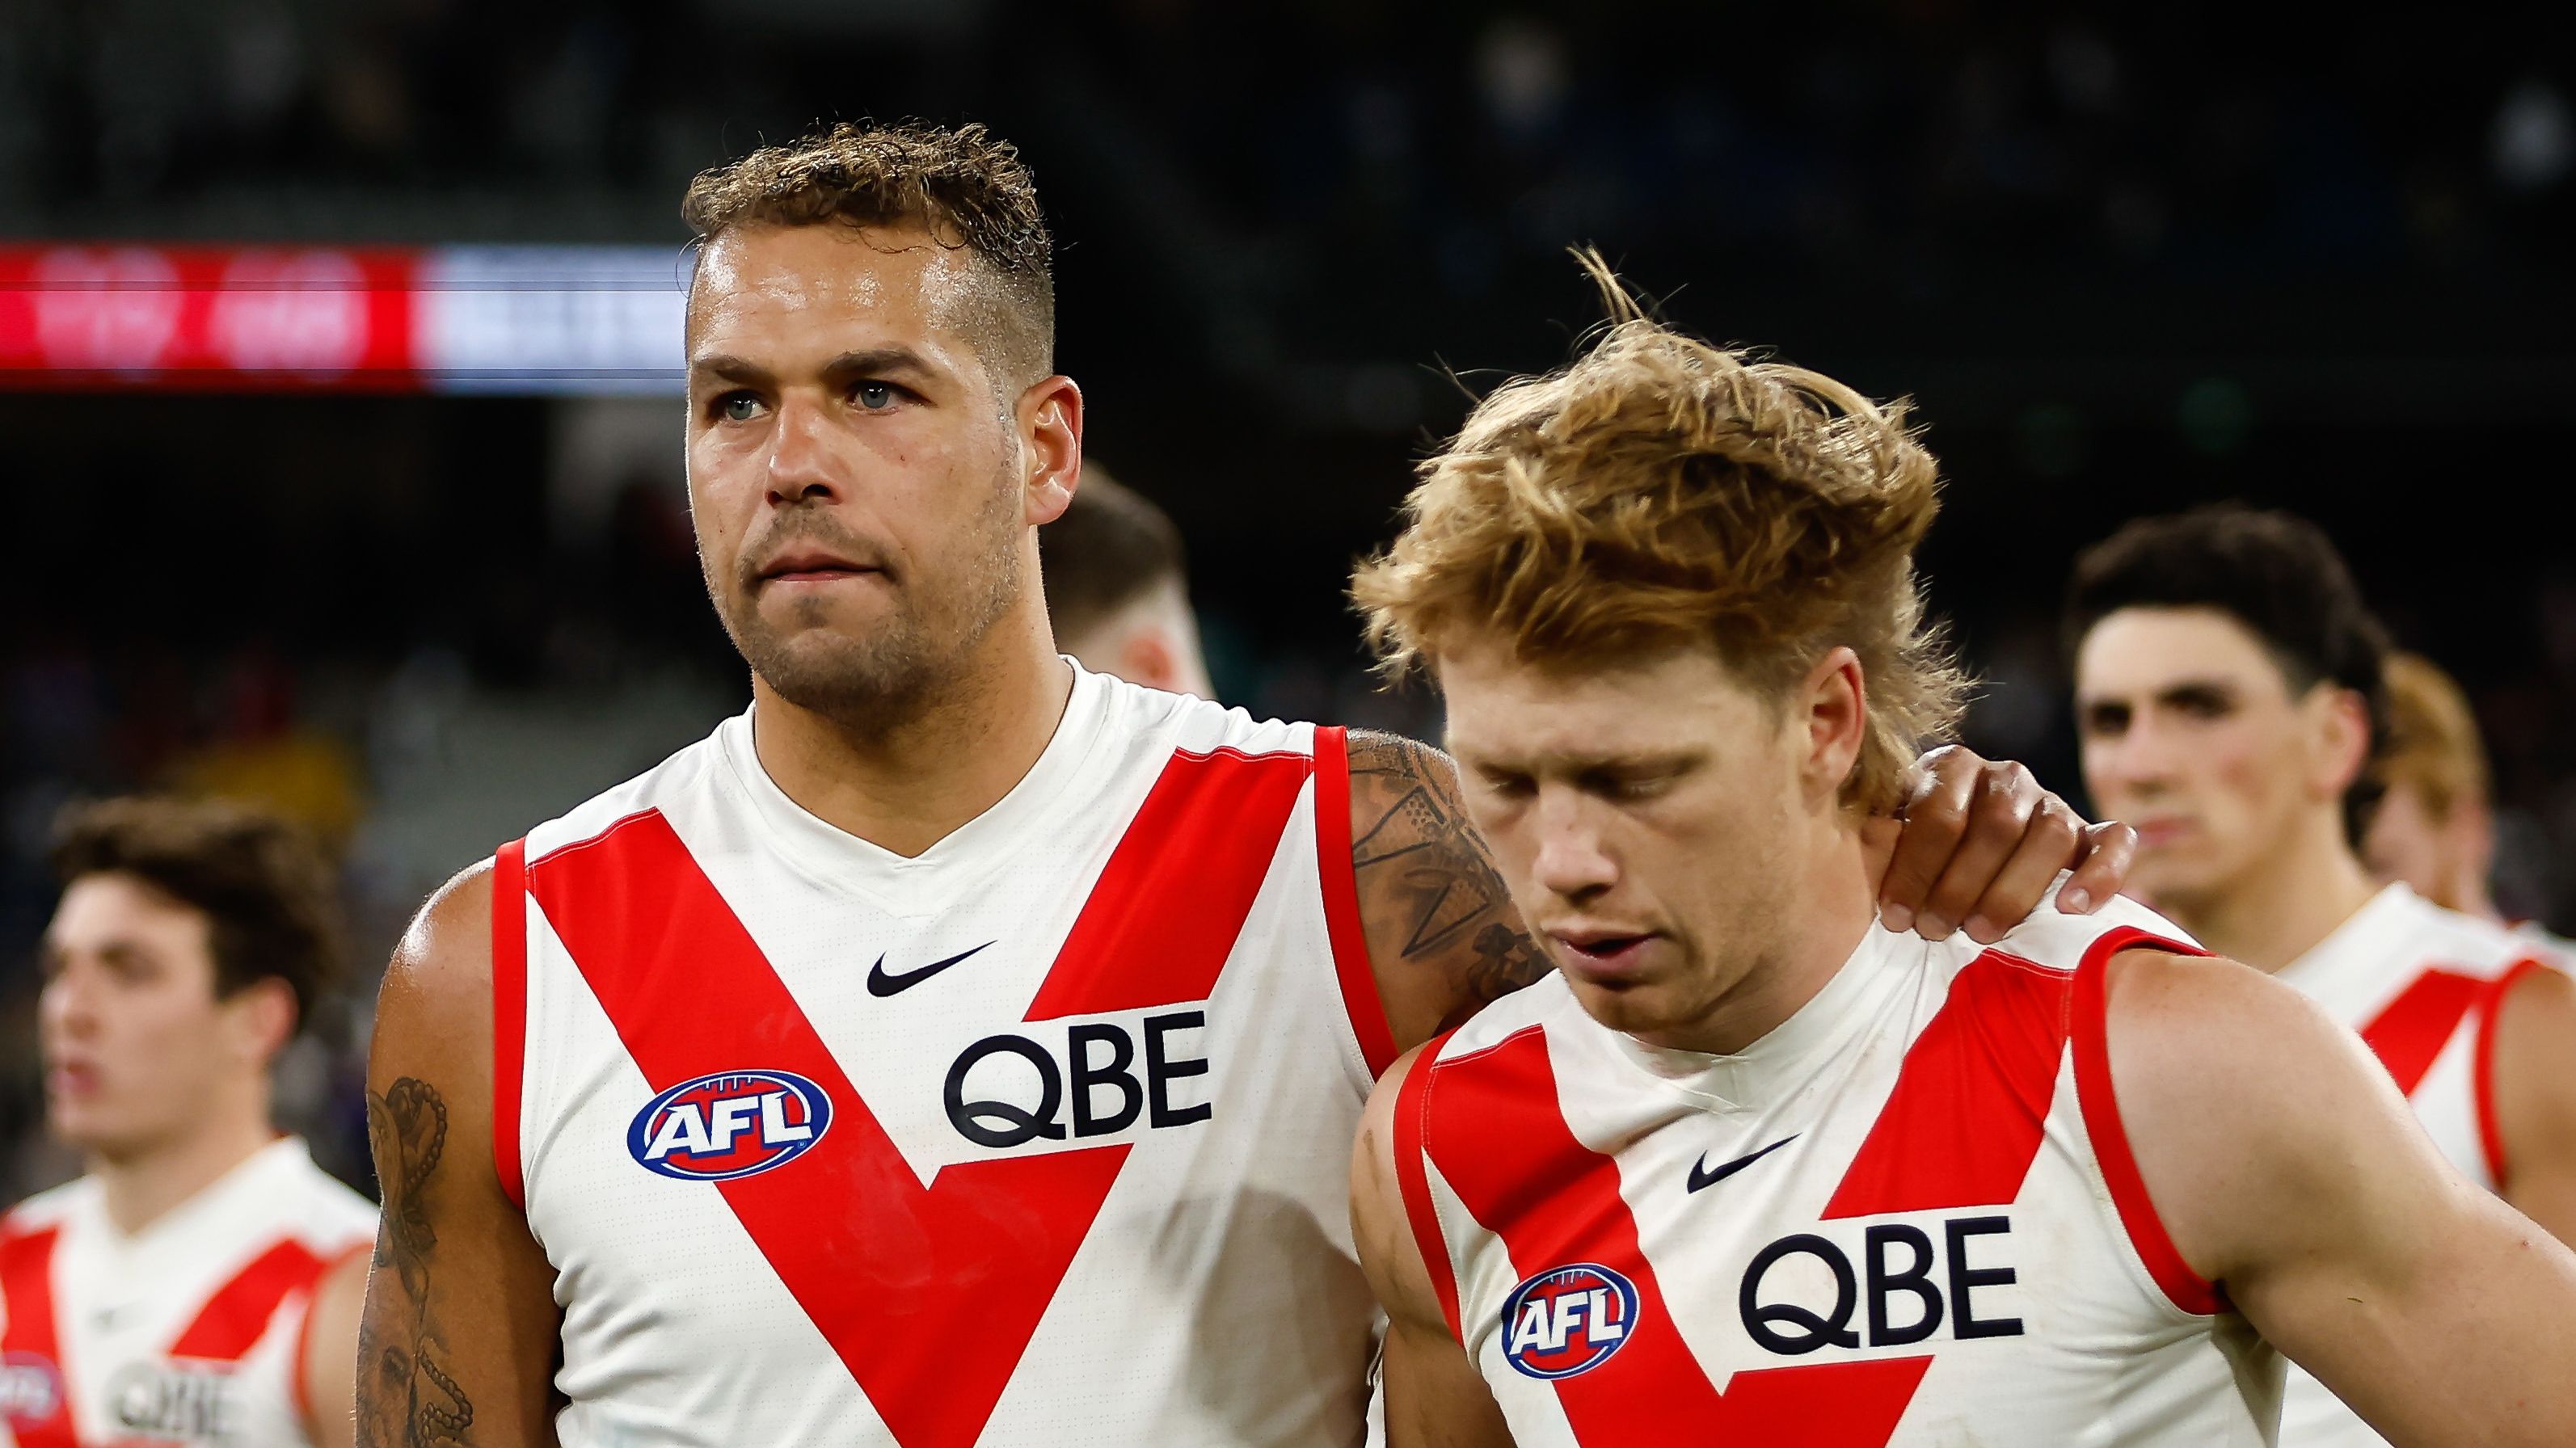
[1347, 732, 1551, 1048]
[358, 861, 562, 1448]
[1345, 732, 2141, 1053]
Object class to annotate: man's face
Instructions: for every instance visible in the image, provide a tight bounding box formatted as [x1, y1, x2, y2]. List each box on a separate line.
[1440, 635, 1814, 1046]
[38, 874, 266, 1159]
[2074, 607, 2358, 913]
[686, 221, 1053, 724]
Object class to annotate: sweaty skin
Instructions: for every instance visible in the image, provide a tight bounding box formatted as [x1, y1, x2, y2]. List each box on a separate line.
[358, 218, 2139, 1444]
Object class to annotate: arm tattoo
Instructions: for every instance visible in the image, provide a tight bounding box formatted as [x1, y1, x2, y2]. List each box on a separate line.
[358, 1077, 476, 1447]
[1348, 732, 1552, 1015]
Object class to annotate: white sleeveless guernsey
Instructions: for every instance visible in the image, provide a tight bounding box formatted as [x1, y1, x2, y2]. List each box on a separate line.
[2270, 883, 2561, 1448]
[1391, 892, 2283, 1447]
[495, 666, 1398, 1448]
[0, 1138, 376, 1448]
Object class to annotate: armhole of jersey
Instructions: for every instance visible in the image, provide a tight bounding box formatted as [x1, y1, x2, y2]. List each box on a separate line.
[1313, 726, 1400, 1079]
[2069, 925, 2229, 1318]
[291, 1242, 371, 1434]
[2473, 957, 2550, 1189]
[491, 838, 529, 1214]
[1389, 1036, 1465, 1343]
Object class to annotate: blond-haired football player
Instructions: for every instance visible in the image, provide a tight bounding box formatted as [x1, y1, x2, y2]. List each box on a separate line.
[1347, 263, 2576, 1447]
[2363, 652, 2573, 962]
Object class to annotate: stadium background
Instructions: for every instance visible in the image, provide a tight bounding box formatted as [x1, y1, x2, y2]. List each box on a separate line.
[3, 1, 2574, 1198]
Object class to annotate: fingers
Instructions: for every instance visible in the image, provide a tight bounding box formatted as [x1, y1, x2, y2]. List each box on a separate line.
[1875, 747, 1978, 932]
[1956, 791, 2085, 943]
[1912, 763, 2049, 941]
[2058, 819, 2137, 916]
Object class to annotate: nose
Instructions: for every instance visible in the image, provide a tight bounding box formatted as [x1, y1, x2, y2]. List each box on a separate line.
[1530, 790, 1620, 903]
[763, 394, 843, 504]
[37, 963, 99, 1047]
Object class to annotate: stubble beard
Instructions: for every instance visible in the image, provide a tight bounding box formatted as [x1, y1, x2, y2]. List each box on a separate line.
[710, 469, 1023, 735]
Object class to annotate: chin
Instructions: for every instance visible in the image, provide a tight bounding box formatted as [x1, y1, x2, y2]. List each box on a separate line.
[1562, 976, 1689, 1038]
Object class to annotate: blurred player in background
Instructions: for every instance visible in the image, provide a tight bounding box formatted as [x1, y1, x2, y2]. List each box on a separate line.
[2, 798, 373, 1448]
[1347, 270, 2576, 1448]
[1039, 463, 1216, 699]
[2068, 507, 2576, 1446]
[357, 120, 2136, 1448]
[2364, 652, 2573, 962]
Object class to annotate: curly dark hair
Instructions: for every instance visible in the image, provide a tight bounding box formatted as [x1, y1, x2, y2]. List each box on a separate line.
[2064, 503, 2393, 843]
[682, 119, 1054, 388]
[49, 796, 344, 1037]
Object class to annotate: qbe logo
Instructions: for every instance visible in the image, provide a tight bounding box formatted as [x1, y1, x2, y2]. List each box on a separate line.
[627, 1069, 833, 1181]
[1, 1351, 65, 1427]
[1500, 1263, 1639, 1380]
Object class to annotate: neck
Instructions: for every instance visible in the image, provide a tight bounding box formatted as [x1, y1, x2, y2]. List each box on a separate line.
[91, 1097, 274, 1238]
[1655, 814, 1878, 1057]
[751, 612, 1073, 859]
[2162, 810, 2381, 971]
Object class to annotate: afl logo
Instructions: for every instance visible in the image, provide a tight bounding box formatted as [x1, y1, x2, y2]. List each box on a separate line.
[1500, 1264, 1640, 1380]
[627, 1070, 833, 1181]
[1, 1351, 65, 1427]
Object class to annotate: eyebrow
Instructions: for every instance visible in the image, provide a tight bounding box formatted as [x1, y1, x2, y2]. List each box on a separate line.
[688, 347, 941, 388]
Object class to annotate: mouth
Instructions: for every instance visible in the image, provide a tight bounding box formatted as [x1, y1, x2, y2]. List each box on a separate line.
[2130, 817, 2196, 849]
[1546, 927, 1661, 983]
[45, 1060, 99, 1100]
[754, 547, 885, 587]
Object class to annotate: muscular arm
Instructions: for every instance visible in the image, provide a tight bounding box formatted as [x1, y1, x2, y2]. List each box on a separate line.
[2491, 963, 2576, 1244]
[1347, 732, 2140, 1051]
[1351, 1048, 1516, 1448]
[2112, 951, 2576, 1446]
[357, 861, 563, 1448]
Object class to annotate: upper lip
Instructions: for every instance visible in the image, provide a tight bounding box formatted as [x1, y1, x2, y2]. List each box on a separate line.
[1545, 922, 1656, 949]
[757, 545, 876, 580]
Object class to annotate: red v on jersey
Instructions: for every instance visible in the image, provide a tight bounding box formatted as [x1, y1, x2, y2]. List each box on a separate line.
[1421, 1029, 1932, 1446]
[165, 1237, 329, 1363]
[2357, 967, 2482, 1097]
[529, 746, 1315, 1448]
[0, 1224, 75, 1448]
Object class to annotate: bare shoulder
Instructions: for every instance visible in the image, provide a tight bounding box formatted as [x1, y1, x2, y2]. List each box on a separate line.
[373, 858, 497, 1080]
[2100, 946, 2434, 1279]
[1345, 730, 1551, 1049]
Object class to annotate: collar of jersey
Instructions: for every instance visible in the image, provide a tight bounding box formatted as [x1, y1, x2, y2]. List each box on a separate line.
[82, 1135, 314, 1256]
[2275, 880, 2419, 997]
[715, 659, 1112, 904]
[1599, 920, 1916, 1115]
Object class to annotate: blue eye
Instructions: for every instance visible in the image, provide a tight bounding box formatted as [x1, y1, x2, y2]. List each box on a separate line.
[719, 393, 761, 422]
[856, 382, 896, 410]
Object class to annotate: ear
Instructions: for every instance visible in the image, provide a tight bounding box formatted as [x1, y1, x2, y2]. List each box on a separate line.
[1018, 375, 1086, 527]
[224, 977, 299, 1071]
[1796, 646, 1869, 802]
[2305, 684, 2374, 802]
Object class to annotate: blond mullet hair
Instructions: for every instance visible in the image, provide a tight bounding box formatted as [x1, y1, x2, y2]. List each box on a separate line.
[1353, 255, 1967, 812]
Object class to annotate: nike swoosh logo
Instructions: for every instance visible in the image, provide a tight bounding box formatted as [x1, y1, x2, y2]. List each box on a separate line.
[866, 941, 996, 998]
[1687, 1134, 1799, 1193]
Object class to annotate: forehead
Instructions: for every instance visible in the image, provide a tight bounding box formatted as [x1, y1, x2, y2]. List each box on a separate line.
[1437, 633, 1771, 764]
[47, 873, 207, 949]
[688, 222, 983, 363]
[2075, 607, 2291, 699]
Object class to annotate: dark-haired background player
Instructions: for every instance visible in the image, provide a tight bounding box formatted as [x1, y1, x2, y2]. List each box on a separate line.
[1039, 463, 1216, 699]
[356, 121, 2138, 1448]
[2067, 506, 2576, 1446]
[1351, 271, 2576, 1448]
[2, 798, 373, 1448]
